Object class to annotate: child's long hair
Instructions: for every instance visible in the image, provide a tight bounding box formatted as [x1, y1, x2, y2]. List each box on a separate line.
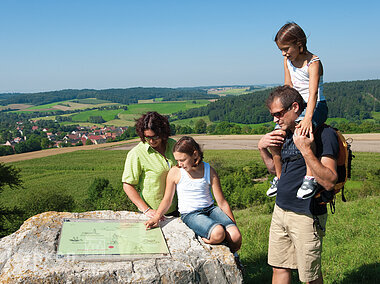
[173, 136, 204, 166]
[275, 22, 307, 54]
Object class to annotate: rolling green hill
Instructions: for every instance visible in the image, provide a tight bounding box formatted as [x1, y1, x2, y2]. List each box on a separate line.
[0, 87, 216, 106]
[175, 80, 380, 124]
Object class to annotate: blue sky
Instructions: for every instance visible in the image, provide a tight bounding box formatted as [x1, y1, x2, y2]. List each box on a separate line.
[0, 0, 379, 93]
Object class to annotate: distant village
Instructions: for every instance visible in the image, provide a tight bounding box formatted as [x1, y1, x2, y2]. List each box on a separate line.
[2, 121, 129, 152]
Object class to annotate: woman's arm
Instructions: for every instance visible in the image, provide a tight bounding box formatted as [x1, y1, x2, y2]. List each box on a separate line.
[123, 183, 156, 218]
[145, 167, 179, 228]
[210, 167, 236, 223]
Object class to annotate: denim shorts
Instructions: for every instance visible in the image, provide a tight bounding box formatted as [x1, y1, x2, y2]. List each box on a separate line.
[296, 100, 328, 127]
[275, 100, 328, 130]
[181, 205, 236, 239]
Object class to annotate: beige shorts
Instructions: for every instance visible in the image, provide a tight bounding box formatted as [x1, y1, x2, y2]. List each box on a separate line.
[268, 204, 327, 283]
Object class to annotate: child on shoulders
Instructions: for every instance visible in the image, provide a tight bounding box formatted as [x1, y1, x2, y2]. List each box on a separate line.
[267, 22, 328, 200]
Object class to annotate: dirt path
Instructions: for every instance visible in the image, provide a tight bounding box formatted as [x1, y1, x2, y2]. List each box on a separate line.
[110, 134, 380, 152]
[1, 134, 379, 163]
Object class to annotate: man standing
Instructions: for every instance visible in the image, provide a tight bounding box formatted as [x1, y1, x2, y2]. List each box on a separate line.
[258, 86, 339, 284]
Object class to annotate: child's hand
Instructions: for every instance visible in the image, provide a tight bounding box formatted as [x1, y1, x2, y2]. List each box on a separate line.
[293, 127, 315, 154]
[295, 118, 313, 136]
[145, 217, 160, 230]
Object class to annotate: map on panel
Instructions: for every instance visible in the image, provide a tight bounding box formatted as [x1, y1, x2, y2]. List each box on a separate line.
[57, 219, 169, 258]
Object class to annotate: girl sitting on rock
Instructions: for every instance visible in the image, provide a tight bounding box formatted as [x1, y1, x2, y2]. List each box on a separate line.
[145, 136, 242, 253]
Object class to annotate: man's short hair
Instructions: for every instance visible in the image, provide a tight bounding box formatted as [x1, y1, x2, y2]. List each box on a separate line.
[266, 85, 306, 114]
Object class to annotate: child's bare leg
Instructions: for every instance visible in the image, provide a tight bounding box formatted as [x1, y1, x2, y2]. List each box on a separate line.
[225, 226, 242, 253]
[297, 141, 318, 199]
[267, 130, 286, 197]
[305, 140, 316, 177]
[269, 129, 286, 178]
[201, 225, 225, 244]
[272, 152, 282, 178]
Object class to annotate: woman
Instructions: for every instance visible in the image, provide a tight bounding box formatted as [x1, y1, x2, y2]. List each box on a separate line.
[122, 111, 178, 217]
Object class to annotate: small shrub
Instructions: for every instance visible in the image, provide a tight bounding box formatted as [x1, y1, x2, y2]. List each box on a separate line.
[20, 189, 75, 217]
[82, 177, 132, 211]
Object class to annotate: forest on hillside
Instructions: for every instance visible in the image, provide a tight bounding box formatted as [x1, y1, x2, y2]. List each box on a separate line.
[0, 87, 217, 106]
[174, 80, 380, 124]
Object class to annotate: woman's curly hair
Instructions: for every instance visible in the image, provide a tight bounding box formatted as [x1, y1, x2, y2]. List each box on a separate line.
[135, 111, 171, 144]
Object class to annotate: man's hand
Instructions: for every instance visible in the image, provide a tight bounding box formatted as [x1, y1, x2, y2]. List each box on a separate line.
[258, 130, 285, 151]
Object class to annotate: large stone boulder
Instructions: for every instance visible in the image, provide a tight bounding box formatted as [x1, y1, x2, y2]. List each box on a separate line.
[0, 211, 243, 283]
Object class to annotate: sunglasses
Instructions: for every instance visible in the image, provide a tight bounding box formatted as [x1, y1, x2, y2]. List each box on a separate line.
[270, 104, 293, 118]
[145, 135, 160, 141]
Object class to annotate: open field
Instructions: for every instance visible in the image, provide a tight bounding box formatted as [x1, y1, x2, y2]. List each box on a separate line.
[170, 116, 211, 126]
[10, 99, 118, 114]
[124, 100, 210, 114]
[207, 87, 251, 96]
[29, 100, 212, 125]
[1, 133, 380, 164]
[0, 104, 33, 110]
[71, 109, 123, 122]
[111, 133, 380, 152]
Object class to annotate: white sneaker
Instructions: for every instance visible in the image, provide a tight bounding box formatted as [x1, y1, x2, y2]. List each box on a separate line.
[297, 177, 318, 199]
[266, 177, 279, 197]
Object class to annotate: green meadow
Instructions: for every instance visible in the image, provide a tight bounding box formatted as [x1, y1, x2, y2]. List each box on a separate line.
[71, 109, 123, 122]
[29, 100, 212, 125]
[208, 87, 251, 96]
[170, 116, 211, 126]
[123, 100, 210, 114]
[72, 98, 112, 104]
[1, 149, 379, 283]
[70, 100, 210, 124]
[25, 102, 66, 110]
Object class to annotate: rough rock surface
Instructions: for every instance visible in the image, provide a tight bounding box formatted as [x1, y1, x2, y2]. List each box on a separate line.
[0, 211, 243, 283]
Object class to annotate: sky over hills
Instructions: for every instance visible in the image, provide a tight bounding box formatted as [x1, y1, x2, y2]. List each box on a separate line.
[1, 0, 379, 93]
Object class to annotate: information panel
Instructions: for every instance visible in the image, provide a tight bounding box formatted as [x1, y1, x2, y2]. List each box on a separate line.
[57, 219, 169, 259]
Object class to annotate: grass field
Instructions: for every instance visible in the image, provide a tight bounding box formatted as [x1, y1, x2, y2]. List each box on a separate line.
[1, 149, 379, 283]
[170, 116, 211, 126]
[207, 87, 251, 96]
[11, 99, 118, 115]
[71, 109, 123, 122]
[72, 98, 112, 104]
[371, 111, 380, 120]
[124, 100, 210, 114]
[68, 100, 211, 125]
[28, 100, 212, 126]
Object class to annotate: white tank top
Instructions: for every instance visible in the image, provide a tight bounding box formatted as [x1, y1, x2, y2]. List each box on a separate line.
[287, 57, 325, 102]
[176, 162, 214, 214]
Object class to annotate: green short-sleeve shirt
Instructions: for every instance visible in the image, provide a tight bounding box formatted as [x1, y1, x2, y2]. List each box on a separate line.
[122, 138, 177, 213]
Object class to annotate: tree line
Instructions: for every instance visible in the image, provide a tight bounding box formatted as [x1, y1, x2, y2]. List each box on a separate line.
[0, 87, 217, 106]
[170, 119, 379, 136]
[173, 80, 380, 124]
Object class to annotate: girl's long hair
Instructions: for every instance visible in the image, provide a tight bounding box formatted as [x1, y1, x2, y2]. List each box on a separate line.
[275, 22, 307, 54]
[173, 136, 204, 166]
